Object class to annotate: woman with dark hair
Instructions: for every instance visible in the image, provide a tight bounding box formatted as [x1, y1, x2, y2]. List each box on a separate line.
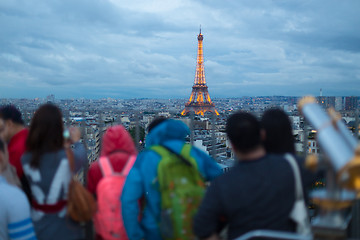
[261, 108, 316, 222]
[21, 103, 87, 240]
[261, 108, 295, 154]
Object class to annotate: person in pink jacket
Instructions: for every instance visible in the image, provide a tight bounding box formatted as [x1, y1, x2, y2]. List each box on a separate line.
[87, 125, 137, 240]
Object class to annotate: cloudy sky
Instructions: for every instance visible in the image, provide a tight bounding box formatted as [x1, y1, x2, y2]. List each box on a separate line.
[1, 0, 359, 99]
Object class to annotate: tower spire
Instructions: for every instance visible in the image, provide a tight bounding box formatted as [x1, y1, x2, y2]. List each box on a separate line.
[181, 30, 219, 116]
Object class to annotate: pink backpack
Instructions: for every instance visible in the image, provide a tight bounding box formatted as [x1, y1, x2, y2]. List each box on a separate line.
[94, 155, 136, 240]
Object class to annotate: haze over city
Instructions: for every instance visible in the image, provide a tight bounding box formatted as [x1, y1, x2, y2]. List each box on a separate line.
[1, 0, 359, 99]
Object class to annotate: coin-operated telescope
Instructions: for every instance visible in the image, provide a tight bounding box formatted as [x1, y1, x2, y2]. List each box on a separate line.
[298, 96, 360, 240]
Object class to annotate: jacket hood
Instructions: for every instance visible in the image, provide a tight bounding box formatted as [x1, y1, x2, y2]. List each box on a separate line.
[100, 125, 137, 156]
[146, 119, 189, 147]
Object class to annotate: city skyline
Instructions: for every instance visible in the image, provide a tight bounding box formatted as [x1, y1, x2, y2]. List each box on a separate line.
[1, 0, 360, 99]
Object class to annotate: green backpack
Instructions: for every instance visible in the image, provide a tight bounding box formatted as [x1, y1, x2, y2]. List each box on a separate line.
[151, 144, 205, 240]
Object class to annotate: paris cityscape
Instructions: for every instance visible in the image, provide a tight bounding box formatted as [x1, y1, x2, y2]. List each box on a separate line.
[2, 25, 359, 168]
[1, 23, 359, 171]
[1, 1, 360, 239]
[1, 94, 359, 168]
[1, 24, 359, 169]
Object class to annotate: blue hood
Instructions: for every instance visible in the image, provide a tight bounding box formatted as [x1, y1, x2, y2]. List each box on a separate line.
[145, 119, 190, 147]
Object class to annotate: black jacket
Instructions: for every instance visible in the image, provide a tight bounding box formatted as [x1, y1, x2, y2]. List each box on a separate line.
[193, 154, 314, 239]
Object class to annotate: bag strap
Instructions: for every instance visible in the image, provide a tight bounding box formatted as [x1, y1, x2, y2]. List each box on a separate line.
[99, 156, 113, 177]
[121, 155, 137, 176]
[284, 153, 304, 200]
[152, 144, 193, 167]
[99, 155, 136, 177]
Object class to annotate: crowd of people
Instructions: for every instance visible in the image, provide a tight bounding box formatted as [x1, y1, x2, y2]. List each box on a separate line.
[0, 103, 315, 240]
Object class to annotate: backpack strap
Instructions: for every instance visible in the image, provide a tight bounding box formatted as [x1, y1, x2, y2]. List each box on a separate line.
[121, 155, 137, 176]
[151, 144, 194, 167]
[179, 144, 192, 161]
[99, 156, 113, 177]
[162, 145, 193, 167]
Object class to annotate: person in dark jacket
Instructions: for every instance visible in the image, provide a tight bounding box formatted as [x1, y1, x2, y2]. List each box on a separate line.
[260, 108, 315, 181]
[261, 108, 317, 220]
[261, 108, 316, 191]
[194, 111, 312, 240]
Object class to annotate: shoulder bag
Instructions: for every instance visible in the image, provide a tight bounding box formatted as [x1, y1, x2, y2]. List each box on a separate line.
[66, 145, 97, 222]
[284, 153, 312, 236]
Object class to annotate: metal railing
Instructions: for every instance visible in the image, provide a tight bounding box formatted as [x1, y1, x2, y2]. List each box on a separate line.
[234, 230, 312, 240]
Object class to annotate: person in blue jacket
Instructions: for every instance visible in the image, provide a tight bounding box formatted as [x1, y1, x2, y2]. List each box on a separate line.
[121, 117, 222, 240]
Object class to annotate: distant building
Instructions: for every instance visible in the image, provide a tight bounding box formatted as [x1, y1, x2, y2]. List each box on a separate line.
[317, 96, 335, 109]
[158, 112, 171, 118]
[289, 116, 301, 130]
[335, 97, 343, 111]
[46, 94, 55, 103]
[193, 140, 208, 153]
[345, 96, 358, 111]
[307, 139, 320, 154]
[121, 117, 130, 125]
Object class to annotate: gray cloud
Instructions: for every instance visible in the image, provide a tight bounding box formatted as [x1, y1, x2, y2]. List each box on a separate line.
[0, 0, 359, 99]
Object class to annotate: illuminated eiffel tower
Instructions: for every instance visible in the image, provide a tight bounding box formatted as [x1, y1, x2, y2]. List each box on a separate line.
[181, 29, 219, 116]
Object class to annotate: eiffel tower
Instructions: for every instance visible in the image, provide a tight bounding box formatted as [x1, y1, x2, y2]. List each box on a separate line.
[181, 29, 219, 116]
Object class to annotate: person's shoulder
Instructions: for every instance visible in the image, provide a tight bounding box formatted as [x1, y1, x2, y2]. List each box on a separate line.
[203, 170, 235, 195]
[19, 128, 29, 138]
[41, 149, 65, 161]
[264, 153, 299, 168]
[190, 144, 207, 154]
[21, 152, 31, 164]
[9, 128, 28, 146]
[264, 153, 286, 160]
[293, 154, 306, 164]
[0, 180, 28, 205]
[263, 153, 296, 169]
[0, 182, 32, 229]
[274, 153, 306, 166]
[137, 148, 157, 159]
[210, 165, 237, 184]
[55, 148, 67, 159]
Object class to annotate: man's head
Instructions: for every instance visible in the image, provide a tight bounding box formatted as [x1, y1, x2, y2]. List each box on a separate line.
[0, 105, 25, 142]
[226, 111, 262, 157]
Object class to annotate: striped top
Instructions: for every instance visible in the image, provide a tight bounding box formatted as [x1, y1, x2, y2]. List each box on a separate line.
[0, 176, 37, 240]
